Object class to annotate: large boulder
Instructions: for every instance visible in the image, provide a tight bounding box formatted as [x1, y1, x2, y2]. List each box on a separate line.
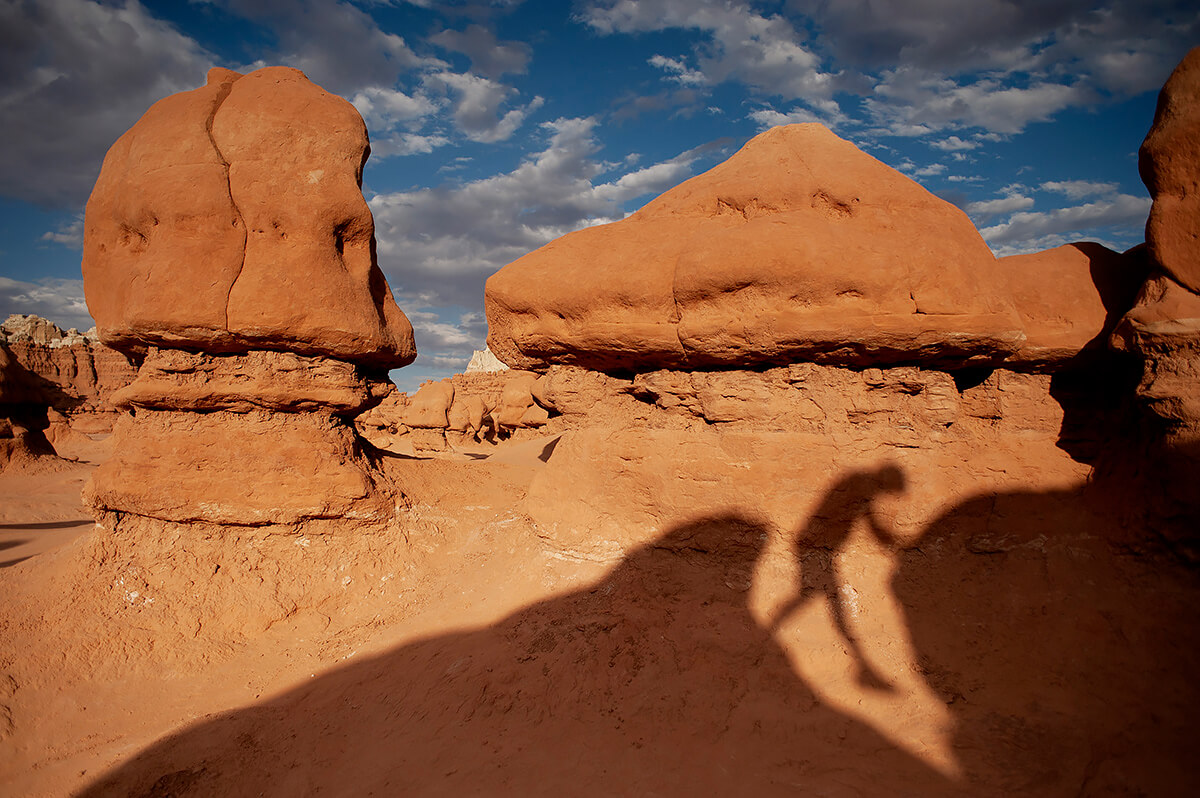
[999, 243, 1145, 367]
[486, 123, 1023, 372]
[1140, 47, 1200, 295]
[83, 67, 415, 369]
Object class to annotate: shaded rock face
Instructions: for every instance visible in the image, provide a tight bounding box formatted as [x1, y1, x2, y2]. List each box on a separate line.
[1110, 48, 1200, 548]
[81, 67, 413, 528]
[1, 315, 137, 431]
[83, 67, 415, 369]
[998, 242, 1146, 368]
[487, 123, 1025, 372]
[1140, 46, 1200, 295]
[0, 345, 59, 470]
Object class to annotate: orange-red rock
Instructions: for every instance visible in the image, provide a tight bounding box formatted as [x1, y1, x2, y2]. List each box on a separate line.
[1140, 47, 1200, 294]
[999, 242, 1145, 367]
[486, 124, 1023, 372]
[83, 67, 415, 369]
[403, 380, 456, 429]
[2, 315, 138, 424]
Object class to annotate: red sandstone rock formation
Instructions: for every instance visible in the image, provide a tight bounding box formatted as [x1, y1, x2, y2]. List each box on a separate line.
[1109, 48, 1200, 549]
[83, 67, 415, 368]
[1140, 47, 1200, 295]
[0, 345, 58, 470]
[82, 67, 414, 528]
[999, 243, 1146, 367]
[487, 123, 1025, 372]
[1, 314, 137, 430]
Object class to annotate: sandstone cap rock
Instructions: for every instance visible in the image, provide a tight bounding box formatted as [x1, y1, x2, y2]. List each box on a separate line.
[83, 67, 415, 369]
[1140, 46, 1200, 295]
[486, 124, 1023, 372]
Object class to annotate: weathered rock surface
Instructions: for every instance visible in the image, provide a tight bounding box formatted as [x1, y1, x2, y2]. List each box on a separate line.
[0, 345, 59, 470]
[86, 410, 388, 525]
[1, 314, 137, 417]
[1140, 46, 1200, 294]
[402, 380, 456, 430]
[999, 243, 1146, 367]
[83, 67, 415, 369]
[80, 67, 414, 527]
[487, 124, 1024, 372]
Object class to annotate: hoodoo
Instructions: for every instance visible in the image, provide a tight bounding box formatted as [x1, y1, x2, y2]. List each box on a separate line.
[81, 66, 415, 527]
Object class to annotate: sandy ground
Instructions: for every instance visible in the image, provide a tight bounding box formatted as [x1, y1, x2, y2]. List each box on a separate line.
[2, 427, 1197, 796]
[0, 437, 109, 569]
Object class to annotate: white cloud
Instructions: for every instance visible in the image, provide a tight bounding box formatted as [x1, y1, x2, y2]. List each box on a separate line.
[911, 163, 947, 177]
[0, 277, 92, 332]
[427, 71, 544, 142]
[40, 215, 84, 249]
[370, 116, 717, 309]
[965, 193, 1035, 219]
[979, 193, 1152, 247]
[649, 55, 707, 86]
[929, 135, 978, 151]
[585, 0, 837, 101]
[0, 0, 217, 207]
[867, 69, 1088, 136]
[1040, 180, 1120, 199]
[351, 86, 440, 131]
[370, 132, 452, 158]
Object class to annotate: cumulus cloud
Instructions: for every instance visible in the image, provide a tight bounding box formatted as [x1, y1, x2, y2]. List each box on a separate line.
[351, 86, 441, 131]
[218, 0, 439, 95]
[804, 0, 1198, 96]
[979, 193, 1152, 250]
[430, 24, 531, 78]
[0, 276, 92, 332]
[965, 192, 1036, 221]
[370, 132, 452, 158]
[40, 215, 85, 249]
[1040, 180, 1120, 199]
[929, 135, 979, 151]
[866, 69, 1088, 136]
[370, 116, 719, 309]
[0, 0, 216, 207]
[427, 71, 544, 142]
[649, 55, 707, 86]
[584, 0, 838, 101]
[748, 98, 852, 131]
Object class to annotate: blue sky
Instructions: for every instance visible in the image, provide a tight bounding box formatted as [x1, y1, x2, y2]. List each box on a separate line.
[0, 0, 1195, 391]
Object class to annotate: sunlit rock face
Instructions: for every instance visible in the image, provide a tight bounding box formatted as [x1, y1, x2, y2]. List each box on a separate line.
[81, 66, 414, 528]
[83, 66, 415, 369]
[486, 123, 1027, 372]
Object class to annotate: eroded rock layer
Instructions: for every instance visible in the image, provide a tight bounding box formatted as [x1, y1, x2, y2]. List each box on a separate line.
[80, 67, 414, 527]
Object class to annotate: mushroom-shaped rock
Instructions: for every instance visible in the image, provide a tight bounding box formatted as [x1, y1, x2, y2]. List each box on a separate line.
[81, 67, 415, 527]
[83, 67, 415, 369]
[1140, 47, 1200, 295]
[486, 124, 1023, 372]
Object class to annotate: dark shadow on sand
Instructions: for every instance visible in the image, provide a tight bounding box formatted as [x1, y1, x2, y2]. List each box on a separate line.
[78, 448, 1200, 796]
[0, 519, 93, 530]
[79, 513, 954, 797]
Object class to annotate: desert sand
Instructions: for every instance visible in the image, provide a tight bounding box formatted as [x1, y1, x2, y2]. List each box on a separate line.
[1, 51, 1198, 798]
